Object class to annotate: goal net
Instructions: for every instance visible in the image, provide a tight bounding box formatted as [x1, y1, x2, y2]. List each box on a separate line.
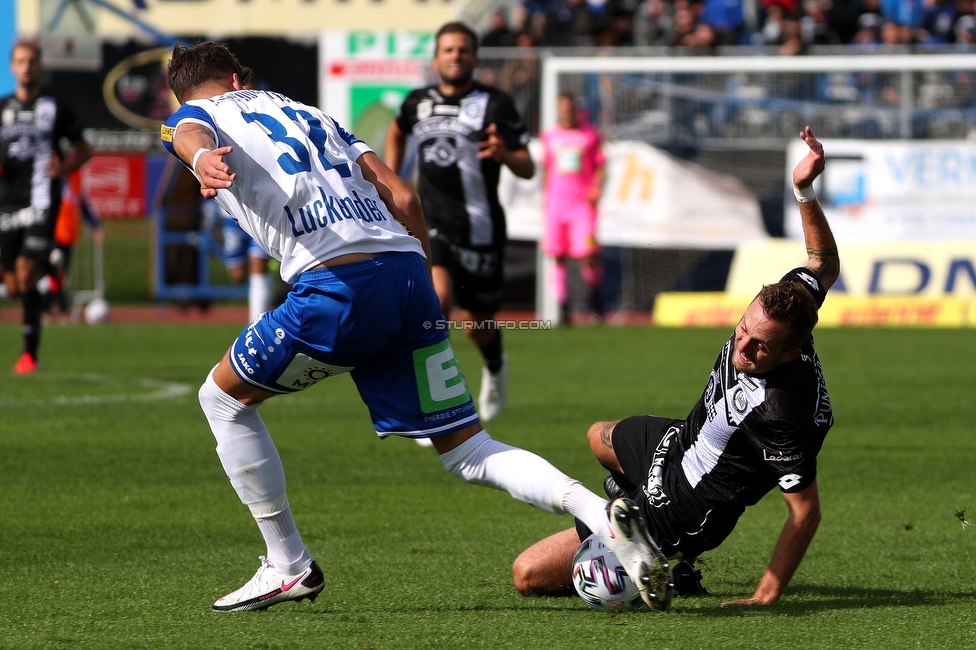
[528, 53, 976, 321]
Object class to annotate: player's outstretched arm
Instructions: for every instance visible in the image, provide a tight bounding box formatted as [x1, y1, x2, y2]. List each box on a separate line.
[721, 481, 821, 606]
[173, 123, 235, 199]
[357, 151, 432, 272]
[792, 126, 839, 290]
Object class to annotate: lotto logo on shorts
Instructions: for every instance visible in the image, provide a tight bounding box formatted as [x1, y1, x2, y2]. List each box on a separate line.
[413, 340, 471, 413]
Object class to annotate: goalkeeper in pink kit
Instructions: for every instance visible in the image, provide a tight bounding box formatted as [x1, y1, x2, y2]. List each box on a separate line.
[540, 92, 606, 324]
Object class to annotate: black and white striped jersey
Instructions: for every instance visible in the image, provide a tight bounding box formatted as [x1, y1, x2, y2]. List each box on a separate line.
[0, 94, 83, 212]
[653, 268, 833, 549]
[394, 82, 529, 249]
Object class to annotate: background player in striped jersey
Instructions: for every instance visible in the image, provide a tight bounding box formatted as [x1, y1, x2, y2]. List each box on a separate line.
[162, 41, 670, 613]
[386, 22, 535, 422]
[0, 39, 91, 373]
[513, 127, 838, 606]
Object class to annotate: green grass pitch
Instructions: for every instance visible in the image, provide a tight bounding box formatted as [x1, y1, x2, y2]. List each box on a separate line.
[1, 323, 974, 649]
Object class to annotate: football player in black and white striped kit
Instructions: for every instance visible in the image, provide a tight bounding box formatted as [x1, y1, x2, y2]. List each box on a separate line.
[514, 126, 839, 607]
[386, 22, 535, 423]
[1, 40, 90, 373]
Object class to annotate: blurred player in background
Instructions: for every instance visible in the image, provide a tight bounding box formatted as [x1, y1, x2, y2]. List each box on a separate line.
[199, 196, 274, 322]
[0, 39, 91, 372]
[540, 92, 606, 325]
[385, 22, 535, 422]
[163, 41, 669, 613]
[221, 215, 272, 321]
[513, 127, 837, 607]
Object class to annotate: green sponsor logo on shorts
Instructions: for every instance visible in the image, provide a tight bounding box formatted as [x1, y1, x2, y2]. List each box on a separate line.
[413, 339, 471, 413]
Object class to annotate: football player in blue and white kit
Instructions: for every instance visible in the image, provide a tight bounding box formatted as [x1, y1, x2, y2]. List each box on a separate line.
[221, 214, 273, 321]
[161, 42, 672, 613]
[514, 127, 839, 607]
[199, 194, 274, 322]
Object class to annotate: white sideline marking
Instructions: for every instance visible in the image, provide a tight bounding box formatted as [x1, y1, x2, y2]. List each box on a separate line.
[0, 374, 193, 406]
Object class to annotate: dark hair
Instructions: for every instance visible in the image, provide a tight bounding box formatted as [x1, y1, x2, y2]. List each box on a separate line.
[757, 281, 819, 349]
[436, 22, 480, 56]
[557, 91, 576, 103]
[166, 41, 253, 103]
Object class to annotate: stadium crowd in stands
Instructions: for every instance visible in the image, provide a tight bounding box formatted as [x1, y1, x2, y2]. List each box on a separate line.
[479, 0, 976, 53]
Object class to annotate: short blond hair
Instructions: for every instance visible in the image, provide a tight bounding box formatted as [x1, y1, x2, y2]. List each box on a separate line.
[757, 281, 819, 349]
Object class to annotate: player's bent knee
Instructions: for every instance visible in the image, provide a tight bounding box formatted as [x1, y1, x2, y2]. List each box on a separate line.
[512, 549, 570, 597]
[199, 368, 247, 422]
[511, 555, 539, 596]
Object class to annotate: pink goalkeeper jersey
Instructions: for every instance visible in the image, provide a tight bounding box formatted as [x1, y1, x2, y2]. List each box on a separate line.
[540, 123, 605, 215]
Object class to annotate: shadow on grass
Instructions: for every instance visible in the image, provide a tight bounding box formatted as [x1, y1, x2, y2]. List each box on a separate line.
[682, 584, 976, 617]
[206, 586, 976, 618]
[298, 602, 590, 616]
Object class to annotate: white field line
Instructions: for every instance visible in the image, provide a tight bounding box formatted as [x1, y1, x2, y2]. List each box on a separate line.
[0, 374, 192, 406]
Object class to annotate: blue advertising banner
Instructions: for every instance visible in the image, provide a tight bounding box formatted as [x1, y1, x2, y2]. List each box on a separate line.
[0, 0, 15, 95]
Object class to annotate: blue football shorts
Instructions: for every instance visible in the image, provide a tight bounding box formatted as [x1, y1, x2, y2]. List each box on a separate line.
[223, 216, 270, 267]
[228, 251, 479, 439]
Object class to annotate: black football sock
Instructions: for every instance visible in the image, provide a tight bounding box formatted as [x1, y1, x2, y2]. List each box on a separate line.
[23, 288, 42, 359]
[479, 329, 503, 374]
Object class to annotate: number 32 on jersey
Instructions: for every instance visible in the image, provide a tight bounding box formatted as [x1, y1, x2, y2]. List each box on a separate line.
[241, 107, 352, 178]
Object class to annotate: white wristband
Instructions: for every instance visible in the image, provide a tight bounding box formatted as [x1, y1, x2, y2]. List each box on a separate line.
[191, 147, 211, 171]
[793, 184, 816, 203]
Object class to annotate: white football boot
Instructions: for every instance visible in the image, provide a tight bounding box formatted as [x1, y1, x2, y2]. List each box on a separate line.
[213, 556, 325, 611]
[479, 354, 508, 422]
[603, 498, 673, 611]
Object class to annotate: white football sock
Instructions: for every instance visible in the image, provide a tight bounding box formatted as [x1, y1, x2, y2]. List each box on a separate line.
[255, 508, 313, 575]
[248, 272, 272, 322]
[563, 481, 612, 542]
[198, 370, 311, 570]
[439, 430, 602, 516]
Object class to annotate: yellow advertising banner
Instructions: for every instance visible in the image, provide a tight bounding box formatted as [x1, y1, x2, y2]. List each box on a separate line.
[817, 296, 968, 327]
[653, 292, 972, 328]
[652, 293, 751, 328]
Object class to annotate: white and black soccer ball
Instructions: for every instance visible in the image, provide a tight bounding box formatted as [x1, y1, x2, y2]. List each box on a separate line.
[572, 534, 645, 611]
[84, 298, 111, 325]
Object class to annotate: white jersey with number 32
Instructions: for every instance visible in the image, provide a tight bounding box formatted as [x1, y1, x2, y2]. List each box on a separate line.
[161, 90, 424, 283]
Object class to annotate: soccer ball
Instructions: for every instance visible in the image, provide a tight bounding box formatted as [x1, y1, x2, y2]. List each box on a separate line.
[84, 298, 111, 325]
[572, 534, 645, 611]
